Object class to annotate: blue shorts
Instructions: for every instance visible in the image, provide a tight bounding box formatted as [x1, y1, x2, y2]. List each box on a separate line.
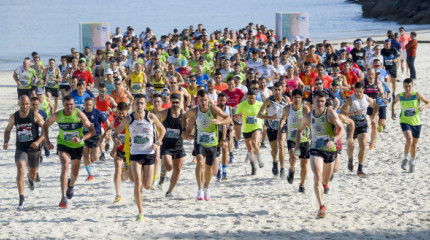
[400, 123, 421, 139]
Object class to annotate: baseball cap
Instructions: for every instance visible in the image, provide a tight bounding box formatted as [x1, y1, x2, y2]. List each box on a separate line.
[294, 36, 301, 42]
[105, 68, 113, 75]
[234, 74, 241, 80]
[35, 87, 44, 95]
[181, 59, 188, 67]
[121, 50, 128, 56]
[260, 49, 266, 53]
[171, 93, 181, 100]
[332, 80, 340, 86]
[248, 68, 255, 74]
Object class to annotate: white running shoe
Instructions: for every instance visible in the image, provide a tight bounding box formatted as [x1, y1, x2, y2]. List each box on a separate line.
[17, 201, 25, 211]
[196, 189, 204, 200]
[203, 188, 211, 201]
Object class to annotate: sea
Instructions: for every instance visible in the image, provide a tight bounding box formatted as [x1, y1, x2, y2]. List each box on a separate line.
[1, 0, 429, 71]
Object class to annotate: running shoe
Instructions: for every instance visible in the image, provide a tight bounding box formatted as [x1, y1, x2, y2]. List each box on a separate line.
[357, 170, 367, 178]
[280, 168, 286, 179]
[377, 125, 383, 133]
[222, 173, 228, 181]
[165, 192, 173, 198]
[44, 146, 50, 157]
[234, 139, 239, 149]
[35, 173, 40, 183]
[113, 195, 122, 204]
[409, 160, 415, 173]
[401, 159, 408, 170]
[17, 200, 25, 210]
[105, 143, 110, 152]
[287, 169, 295, 184]
[59, 197, 68, 208]
[256, 153, 264, 168]
[196, 189, 204, 200]
[260, 142, 267, 148]
[348, 158, 354, 172]
[203, 188, 211, 201]
[251, 162, 256, 175]
[27, 174, 35, 191]
[216, 163, 222, 181]
[369, 144, 375, 150]
[66, 179, 74, 199]
[272, 161, 279, 176]
[323, 184, 329, 194]
[99, 153, 106, 161]
[229, 155, 234, 164]
[317, 205, 326, 218]
[86, 175, 94, 181]
[136, 213, 144, 222]
[157, 182, 164, 191]
[298, 185, 305, 193]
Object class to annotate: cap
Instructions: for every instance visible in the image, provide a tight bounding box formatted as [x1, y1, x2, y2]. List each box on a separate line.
[260, 49, 266, 53]
[121, 50, 128, 56]
[346, 58, 353, 63]
[384, 39, 391, 43]
[234, 74, 241, 80]
[248, 68, 255, 74]
[238, 34, 244, 38]
[170, 93, 181, 100]
[105, 68, 113, 75]
[294, 36, 301, 42]
[198, 56, 206, 61]
[207, 78, 214, 84]
[286, 65, 294, 70]
[181, 59, 188, 67]
[332, 80, 340, 86]
[252, 49, 259, 54]
[35, 87, 44, 95]
[230, 56, 237, 61]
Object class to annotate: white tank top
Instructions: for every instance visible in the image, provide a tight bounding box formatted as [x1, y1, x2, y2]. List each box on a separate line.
[128, 111, 155, 155]
[349, 93, 369, 120]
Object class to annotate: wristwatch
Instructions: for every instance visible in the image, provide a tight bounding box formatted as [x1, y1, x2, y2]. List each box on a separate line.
[155, 141, 161, 146]
[330, 138, 335, 142]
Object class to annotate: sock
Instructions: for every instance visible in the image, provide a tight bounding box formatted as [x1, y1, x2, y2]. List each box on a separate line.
[234, 137, 237, 142]
[250, 161, 256, 169]
[230, 152, 234, 157]
[410, 158, 416, 165]
[153, 173, 158, 181]
[85, 165, 92, 175]
[159, 176, 165, 184]
[222, 164, 227, 175]
[404, 154, 409, 160]
[358, 164, 363, 172]
[19, 195, 24, 202]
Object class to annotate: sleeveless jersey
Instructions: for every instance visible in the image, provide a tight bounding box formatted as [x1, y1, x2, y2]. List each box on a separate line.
[266, 95, 288, 130]
[113, 116, 127, 152]
[14, 110, 39, 150]
[112, 89, 127, 104]
[57, 109, 84, 148]
[40, 95, 51, 117]
[287, 104, 308, 142]
[130, 70, 145, 93]
[349, 93, 369, 125]
[400, 91, 421, 126]
[364, 78, 379, 100]
[195, 105, 219, 147]
[128, 111, 155, 155]
[162, 109, 183, 149]
[45, 67, 59, 89]
[152, 76, 166, 92]
[310, 108, 336, 152]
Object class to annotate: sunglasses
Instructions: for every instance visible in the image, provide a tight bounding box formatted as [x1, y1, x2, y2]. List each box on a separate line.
[115, 83, 121, 86]
[171, 82, 177, 84]
[190, 80, 196, 82]
[154, 71, 161, 73]
[252, 88, 258, 91]
[99, 90, 106, 93]
[171, 101, 180, 105]
[315, 82, 323, 85]
[374, 65, 381, 67]
[162, 93, 170, 97]
[334, 69, 340, 72]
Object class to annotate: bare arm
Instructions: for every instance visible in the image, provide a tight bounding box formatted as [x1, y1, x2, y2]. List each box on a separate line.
[417, 92, 430, 112]
[295, 112, 310, 148]
[257, 98, 277, 120]
[182, 88, 191, 111]
[327, 109, 346, 142]
[31, 112, 45, 148]
[277, 104, 289, 141]
[181, 107, 197, 140]
[3, 115, 14, 150]
[78, 110, 96, 141]
[391, 94, 401, 120]
[149, 112, 166, 146]
[211, 105, 231, 125]
[42, 111, 59, 150]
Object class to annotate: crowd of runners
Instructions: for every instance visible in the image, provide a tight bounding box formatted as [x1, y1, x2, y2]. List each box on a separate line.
[4, 23, 429, 220]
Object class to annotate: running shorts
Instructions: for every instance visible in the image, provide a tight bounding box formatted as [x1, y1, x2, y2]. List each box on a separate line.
[130, 154, 156, 165]
[57, 144, 84, 160]
[15, 148, 40, 168]
[287, 140, 310, 159]
[267, 125, 287, 142]
[45, 87, 60, 98]
[310, 149, 337, 164]
[401, 123, 421, 139]
[194, 143, 217, 166]
[243, 129, 262, 139]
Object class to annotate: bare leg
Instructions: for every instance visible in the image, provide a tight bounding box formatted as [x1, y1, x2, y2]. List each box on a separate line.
[167, 158, 184, 193]
[131, 162, 143, 213]
[16, 161, 26, 196]
[310, 156, 324, 206]
[114, 158, 123, 196]
[195, 155, 205, 189]
[300, 158, 309, 186]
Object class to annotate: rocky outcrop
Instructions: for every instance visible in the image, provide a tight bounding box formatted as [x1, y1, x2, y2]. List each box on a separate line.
[348, 0, 430, 24]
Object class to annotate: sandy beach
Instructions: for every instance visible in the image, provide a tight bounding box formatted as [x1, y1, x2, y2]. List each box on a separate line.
[1, 32, 430, 240]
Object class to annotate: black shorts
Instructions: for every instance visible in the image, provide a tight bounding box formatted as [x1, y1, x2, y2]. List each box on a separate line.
[194, 143, 217, 166]
[310, 149, 337, 164]
[17, 88, 32, 99]
[84, 136, 100, 149]
[160, 146, 186, 159]
[367, 106, 374, 116]
[243, 129, 262, 139]
[57, 144, 84, 160]
[379, 106, 387, 119]
[130, 154, 156, 165]
[401, 123, 422, 139]
[116, 150, 126, 161]
[386, 66, 397, 78]
[233, 119, 242, 126]
[45, 87, 60, 97]
[348, 120, 368, 139]
[287, 140, 310, 159]
[15, 148, 40, 168]
[59, 85, 71, 91]
[267, 125, 287, 142]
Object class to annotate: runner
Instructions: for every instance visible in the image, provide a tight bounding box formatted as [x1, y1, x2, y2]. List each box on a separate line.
[101, 102, 132, 204]
[61, 57, 78, 99]
[42, 95, 96, 208]
[72, 60, 95, 89]
[392, 78, 430, 173]
[341, 82, 379, 177]
[222, 76, 245, 149]
[30, 96, 48, 161]
[110, 78, 134, 106]
[71, 82, 92, 111]
[112, 94, 166, 221]
[31, 56, 45, 96]
[13, 58, 38, 99]
[43, 59, 62, 112]
[96, 83, 117, 158]
[257, 82, 289, 178]
[295, 90, 345, 218]
[157, 94, 186, 197]
[168, 76, 191, 111]
[278, 89, 310, 192]
[182, 90, 230, 200]
[216, 92, 234, 177]
[235, 90, 265, 175]
[82, 98, 108, 181]
[3, 96, 45, 210]
[125, 62, 146, 96]
[381, 40, 401, 98]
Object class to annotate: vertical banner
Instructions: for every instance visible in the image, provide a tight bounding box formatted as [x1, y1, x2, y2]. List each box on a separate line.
[275, 13, 309, 42]
[79, 22, 110, 53]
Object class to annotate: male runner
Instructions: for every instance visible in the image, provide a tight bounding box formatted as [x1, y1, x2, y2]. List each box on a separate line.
[222, 76, 245, 149]
[295, 91, 345, 218]
[112, 94, 166, 221]
[392, 78, 430, 173]
[44, 59, 62, 112]
[4, 96, 45, 209]
[13, 58, 37, 99]
[257, 82, 289, 178]
[182, 90, 230, 201]
[43, 95, 96, 208]
[216, 92, 234, 176]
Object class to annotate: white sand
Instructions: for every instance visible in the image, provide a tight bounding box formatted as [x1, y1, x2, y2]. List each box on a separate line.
[1, 33, 430, 240]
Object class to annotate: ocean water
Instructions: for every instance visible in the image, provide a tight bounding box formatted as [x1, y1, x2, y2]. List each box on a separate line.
[1, 0, 429, 71]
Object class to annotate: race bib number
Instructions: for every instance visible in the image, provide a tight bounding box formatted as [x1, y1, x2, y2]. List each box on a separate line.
[20, 80, 29, 86]
[102, 111, 110, 119]
[17, 130, 33, 142]
[133, 83, 141, 90]
[47, 80, 56, 87]
[118, 134, 126, 144]
[133, 134, 149, 145]
[404, 108, 416, 117]
[357, 60, 364, 66]
[166, 128, 180, 139]
[385, 59, 393, 66]
[64, 131, 79, 141]
[314, 135, 329, 149]
[197, 132, 215, 144]
[246, 116, 258, 125]
[290, 129, 297, 138]
[272, 120, 280, 129]
[75, 104, 84, 111]
[304, 85, 311, 92]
